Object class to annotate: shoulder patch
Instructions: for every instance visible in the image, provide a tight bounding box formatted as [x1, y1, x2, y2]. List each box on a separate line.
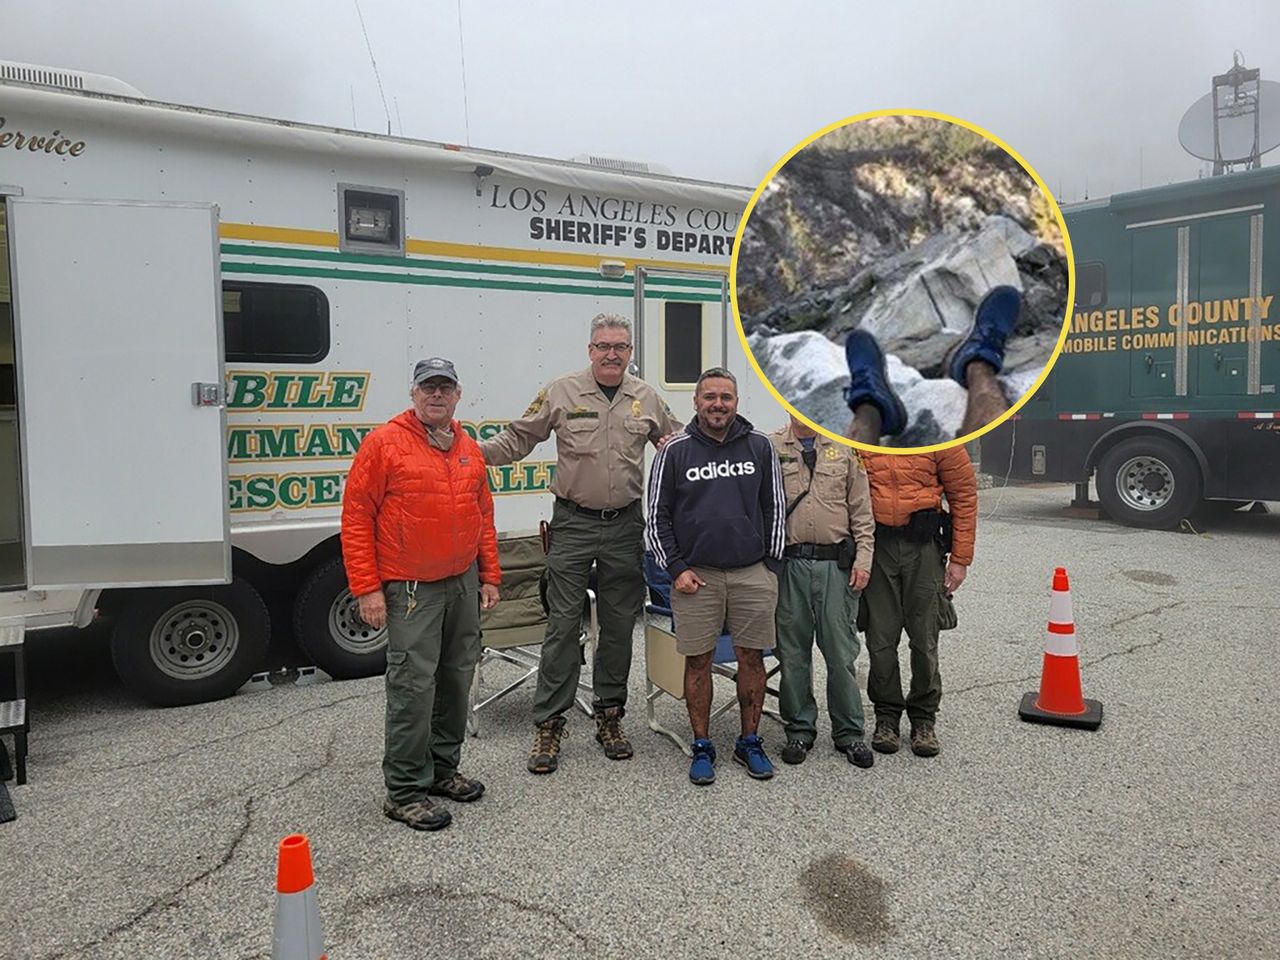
[523, 388, 547, 418]
[852, 449, 866, 472]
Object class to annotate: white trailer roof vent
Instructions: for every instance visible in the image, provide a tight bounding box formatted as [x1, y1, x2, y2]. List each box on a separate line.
[0, 60, 144, 98]
[570, 153, 673, 176]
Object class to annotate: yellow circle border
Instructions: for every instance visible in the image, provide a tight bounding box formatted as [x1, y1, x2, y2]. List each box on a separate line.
[729, 108, 1076, 455]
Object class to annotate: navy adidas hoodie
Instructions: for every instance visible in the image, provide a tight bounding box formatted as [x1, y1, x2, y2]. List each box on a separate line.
[645, 414, 785, 578]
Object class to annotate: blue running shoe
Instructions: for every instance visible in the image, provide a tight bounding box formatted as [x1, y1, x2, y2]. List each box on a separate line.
[689, 738, 716, 785]
[733, 734, 775, 780]
[843, 330, 908, 437]
[947, 285, 1022, 387]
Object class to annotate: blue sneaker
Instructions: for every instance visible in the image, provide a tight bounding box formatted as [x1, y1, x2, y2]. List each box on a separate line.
[947, 285, 1022, 387]
[843, 330, 908, 437]
[689, 739, 716, 785]
[733, 734, 775, 780]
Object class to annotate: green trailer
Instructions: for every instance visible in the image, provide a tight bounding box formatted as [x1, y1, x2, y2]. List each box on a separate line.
[982, 165, 1280, 528]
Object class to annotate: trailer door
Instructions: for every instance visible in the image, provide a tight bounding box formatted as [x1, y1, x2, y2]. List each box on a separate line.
[634, 266, 729, 417]
[6, 198, 229, 590]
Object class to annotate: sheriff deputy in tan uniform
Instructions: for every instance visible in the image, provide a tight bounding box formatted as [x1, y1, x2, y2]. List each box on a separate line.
[479, 313, 679, 774]
[770, 415, 877, 769]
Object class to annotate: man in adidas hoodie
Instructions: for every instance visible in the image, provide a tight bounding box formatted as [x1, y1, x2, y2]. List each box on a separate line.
[646, 367, 785, 784]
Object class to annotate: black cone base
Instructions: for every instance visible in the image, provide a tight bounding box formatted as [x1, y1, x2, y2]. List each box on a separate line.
[1018, 691, 1103, 730]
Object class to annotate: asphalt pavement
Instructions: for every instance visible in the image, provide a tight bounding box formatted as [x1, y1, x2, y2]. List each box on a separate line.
[2, 484, 1277, 959]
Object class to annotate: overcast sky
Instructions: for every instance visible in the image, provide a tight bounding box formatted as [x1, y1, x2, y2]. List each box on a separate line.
[4, 0, 1279, 202]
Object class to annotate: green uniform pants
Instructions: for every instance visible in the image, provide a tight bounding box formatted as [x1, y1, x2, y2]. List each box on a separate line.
[382, 566, 480, 804]
[863, 534, 944, 725]
[532, 499, 644, 723]
[775, 557, 866, 746]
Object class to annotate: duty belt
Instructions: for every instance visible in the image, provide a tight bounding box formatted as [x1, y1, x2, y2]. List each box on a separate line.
[783, 542, 842, 561]
[555, 497, 637, 521]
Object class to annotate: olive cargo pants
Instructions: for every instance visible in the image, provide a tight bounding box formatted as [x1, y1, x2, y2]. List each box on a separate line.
[775, 557, 867, 746]
[862, 535, 944, 725]
[532, 500, 644, 723]
[382, 566, 481, 804]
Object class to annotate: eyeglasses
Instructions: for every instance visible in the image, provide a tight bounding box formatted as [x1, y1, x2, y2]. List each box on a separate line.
[417, 381, 457, 395]
[590, 342, 633, 354]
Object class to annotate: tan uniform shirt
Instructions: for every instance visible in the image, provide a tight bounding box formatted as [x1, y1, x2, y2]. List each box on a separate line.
[479, 366, 680, 510]
[770, 424, 875, 573]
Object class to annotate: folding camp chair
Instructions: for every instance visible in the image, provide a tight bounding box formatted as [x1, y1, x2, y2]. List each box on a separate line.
[467, 538, 598, 737]
[642, 553, 781, 756]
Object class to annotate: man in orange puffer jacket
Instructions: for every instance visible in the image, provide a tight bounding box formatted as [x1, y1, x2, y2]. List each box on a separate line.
[860, 447, 977, 758]
[341, 357, 501, 832]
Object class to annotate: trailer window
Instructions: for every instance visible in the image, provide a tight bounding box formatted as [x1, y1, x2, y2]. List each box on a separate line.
[664, 302, 703, 385]
[339, 184, 405, 256]
[1075, 261, 1106, 309]
[222, 281, 330, 363]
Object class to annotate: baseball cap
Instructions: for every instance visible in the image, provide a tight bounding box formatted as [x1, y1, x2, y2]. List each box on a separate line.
[413, 357, 459, 385]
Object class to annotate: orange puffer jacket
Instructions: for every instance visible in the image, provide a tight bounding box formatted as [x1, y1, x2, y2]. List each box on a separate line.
[341, 411, 501, 597]
[863, 448, 978, 566]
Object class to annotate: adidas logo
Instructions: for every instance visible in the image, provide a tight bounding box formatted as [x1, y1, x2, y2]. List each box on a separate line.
[684, 460, 757, 482]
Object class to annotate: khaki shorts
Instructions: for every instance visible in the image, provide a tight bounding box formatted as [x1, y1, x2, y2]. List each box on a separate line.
[668, 562, 778, 656]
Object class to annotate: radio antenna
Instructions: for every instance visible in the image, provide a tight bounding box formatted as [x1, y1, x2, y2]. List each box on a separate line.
[353, 0, 392, 134]
[457, 0, 473, 145]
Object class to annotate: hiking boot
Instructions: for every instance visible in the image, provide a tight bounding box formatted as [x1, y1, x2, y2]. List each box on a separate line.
[871, 717, 900, 754]
[910, 721, 941, 757]
[837, 739, 875, 769]
[780, 740, 811, 765]
[527, 717, 566, 774]
[733, 734, 775, 780]
[844, 329, 908, 437]
[946, 285, 1022, 387]
[383, 797, 452, 832]
[428, 773, 485, 803]
[594, 706, 634, 760]
[689, 738, 717, 786]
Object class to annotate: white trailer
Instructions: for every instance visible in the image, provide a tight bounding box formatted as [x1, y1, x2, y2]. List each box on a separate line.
[0, 62, 771, 705]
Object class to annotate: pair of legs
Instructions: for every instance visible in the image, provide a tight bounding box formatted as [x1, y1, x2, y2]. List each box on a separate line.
[683, 646, 766, 739]
[382, 567, 484, 830]
[528, 500, 645, 773]
[774, 557, 867, 755]
[670, 564, 777, 782]
[844, 284, 1020, 443]
[861, 534, 944, 755]
[847, 359, 1007, 443]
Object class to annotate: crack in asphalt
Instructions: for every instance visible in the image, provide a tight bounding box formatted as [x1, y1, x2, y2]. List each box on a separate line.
[40, 732, 341, 960]
[950, 604, 1180, 697]
[41, 796, 256, 960]
[83, 690, 372, 774]
[335, 882, 594, 952]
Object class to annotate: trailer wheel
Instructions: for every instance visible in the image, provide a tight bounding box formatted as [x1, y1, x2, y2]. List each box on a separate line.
[292, 556, 387, 679]
[1096, 435, 1202, 530]
[110, 578, 270, 706]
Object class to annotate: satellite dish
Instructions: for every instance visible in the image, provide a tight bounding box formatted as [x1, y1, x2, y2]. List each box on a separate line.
[1178, 53, 1280, 174]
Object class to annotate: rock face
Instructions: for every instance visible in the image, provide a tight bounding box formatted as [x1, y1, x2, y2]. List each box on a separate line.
[737, 116, 1069, 446]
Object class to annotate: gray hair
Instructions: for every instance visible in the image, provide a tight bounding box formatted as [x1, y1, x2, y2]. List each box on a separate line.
[589, 313, 633, 340]
[695, 366, 738, 391]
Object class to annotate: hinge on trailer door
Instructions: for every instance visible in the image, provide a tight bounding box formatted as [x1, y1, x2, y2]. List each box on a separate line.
[191, 382, 225, 407]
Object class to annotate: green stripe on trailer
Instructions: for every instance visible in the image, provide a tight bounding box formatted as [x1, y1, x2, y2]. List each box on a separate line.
[220, 261, 723, 301]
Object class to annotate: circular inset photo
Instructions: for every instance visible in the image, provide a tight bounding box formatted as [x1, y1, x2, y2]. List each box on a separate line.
[732, 110, 1073, 452]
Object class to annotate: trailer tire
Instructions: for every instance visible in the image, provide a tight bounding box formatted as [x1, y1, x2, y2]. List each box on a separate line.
[110, 579, 271, 706]
[1096, 435, 1202, 530]
[293, 556, 387, 680]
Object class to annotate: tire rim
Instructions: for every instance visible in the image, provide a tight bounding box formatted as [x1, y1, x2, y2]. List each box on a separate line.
[328, 590, 388, 655]
[1115, 455, 1175, 512]
[149, 599, 240, 681]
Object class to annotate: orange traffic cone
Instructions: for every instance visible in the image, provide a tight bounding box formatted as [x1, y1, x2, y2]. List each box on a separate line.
[272, 834, 326, 960]
[1018, 567, 1103, 730]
